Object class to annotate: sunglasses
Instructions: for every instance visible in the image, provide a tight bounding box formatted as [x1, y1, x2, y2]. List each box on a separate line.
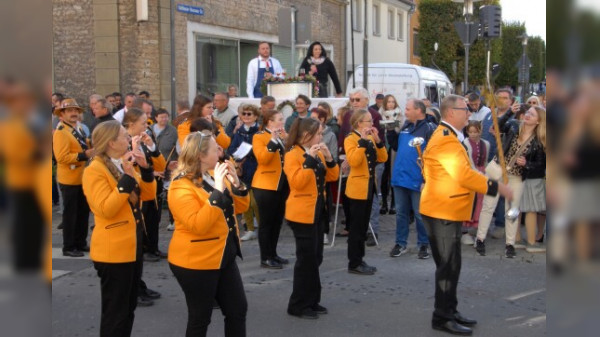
[350, 98, 362, 102]
[241, 112, 254, 116]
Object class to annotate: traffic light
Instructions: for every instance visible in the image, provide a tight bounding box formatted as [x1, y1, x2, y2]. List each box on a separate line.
[479, 5, 502, 38]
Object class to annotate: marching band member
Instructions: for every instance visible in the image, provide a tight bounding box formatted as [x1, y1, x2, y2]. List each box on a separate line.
[82, 121, 156, 336]
[344, 109, 388, 275]
[252, 109, 290, 269]
[168, 131, 250, 336]
[175, 95, 231, 150]
[284, 118, 339, 319]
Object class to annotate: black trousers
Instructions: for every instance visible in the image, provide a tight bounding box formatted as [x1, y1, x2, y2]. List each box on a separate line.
[94, 259, 143, 337]
[287, 215, 325, 315]
[422, 215, 462, 322]
[142, 179, 162, 253]
[9, 189, 44, 271]
[340, 177, 351, 231]
[59, 183, 89, 252]
[254, 187, 287, 261]
[347, 196, 374, 268]
[170, 262, 247, 337]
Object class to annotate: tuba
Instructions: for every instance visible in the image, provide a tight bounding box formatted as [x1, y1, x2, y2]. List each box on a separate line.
[409, 137, 425, 177]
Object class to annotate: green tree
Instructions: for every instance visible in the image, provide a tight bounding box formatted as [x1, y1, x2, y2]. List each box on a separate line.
[527, 36, 546, 84]
[418, 0, 500, 91]
[494, 22, 526, 88]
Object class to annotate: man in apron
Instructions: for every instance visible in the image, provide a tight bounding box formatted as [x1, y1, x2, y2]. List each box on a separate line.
[246, 41, 283, 98]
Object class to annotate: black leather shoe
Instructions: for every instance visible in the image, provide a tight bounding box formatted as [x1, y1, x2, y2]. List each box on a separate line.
[454, 312, 477, 326]
[379, 205, 388, 215]
[288, 309, 318, 319]
[142, 288, 161, 300]
[388, 207, 396, 215]
[261, 259, 283, 269]
[311, 304, 328, 314]
[432, 320, 472, 336]
[57, 223, 64, 230]
[144, 252, 160, 262]
[360, 261, 377, 272]
[137, 296, 154, 307]
[273, 255, 289, 264]
[78, 245, 90, 252]
[62, 250, 84, 257]
[154, 250, 168, 259]
[348, 264, 375, 275]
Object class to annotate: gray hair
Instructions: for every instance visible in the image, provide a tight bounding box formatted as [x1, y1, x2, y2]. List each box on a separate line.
[89, 94, 103, 103]
[96, 98, 113, 112]
[348, 87, 369, 100]
[440, 94, 466, 119]
[408, 99, 427, 115]
[214, 92, 230, 100]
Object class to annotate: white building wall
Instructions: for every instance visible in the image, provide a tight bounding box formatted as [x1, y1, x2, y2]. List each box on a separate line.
[346, 0, 413, 76]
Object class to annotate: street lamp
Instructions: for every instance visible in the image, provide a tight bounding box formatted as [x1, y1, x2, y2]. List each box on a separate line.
[519, 33, 528, 101]
[431, 42, 442, 72]
[452, 0, 482, 94]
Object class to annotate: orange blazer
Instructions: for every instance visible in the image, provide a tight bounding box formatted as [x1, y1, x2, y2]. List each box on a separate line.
[53, 121, 90, 185]
[420, 124, 497, 221]
[83, 157, 157, 263]
[344, 131, 388, 200]
[177, 120, 231, 150]
[0, 117, 37, 190]
[284, 146, 339, 224]
[168, 176, 250, 270]
[251, 130, 285, 191]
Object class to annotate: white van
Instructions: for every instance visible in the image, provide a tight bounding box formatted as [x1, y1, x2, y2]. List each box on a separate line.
[346, 63, 454, 109]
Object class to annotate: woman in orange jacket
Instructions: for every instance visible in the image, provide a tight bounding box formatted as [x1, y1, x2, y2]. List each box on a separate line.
[344, 109, 388, 275]
[175, 94, 231, 150]
[284, 118, 339, 319]
[82, 121, 156, 337]
[168, 131, 250, 337]
[252, 109, 290, 269]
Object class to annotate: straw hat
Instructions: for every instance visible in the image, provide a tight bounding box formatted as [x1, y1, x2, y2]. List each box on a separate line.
[53, 98, 84, 116]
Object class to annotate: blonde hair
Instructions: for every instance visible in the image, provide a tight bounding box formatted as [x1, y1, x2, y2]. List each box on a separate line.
[172, 130, 213, 181]
[350, 109, 369, 130]
[532, 106, 546, 149]
[91, 120, 122, 156]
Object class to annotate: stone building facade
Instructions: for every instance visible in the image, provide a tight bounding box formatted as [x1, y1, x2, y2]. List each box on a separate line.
[53, 0, 347, 111]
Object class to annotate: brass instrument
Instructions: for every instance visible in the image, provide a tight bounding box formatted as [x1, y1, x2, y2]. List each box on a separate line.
[409, 137, 425, 176]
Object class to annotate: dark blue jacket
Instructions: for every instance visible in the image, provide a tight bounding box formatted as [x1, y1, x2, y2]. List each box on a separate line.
[228, 123, 260, 185]
[391, 119, 437, 191]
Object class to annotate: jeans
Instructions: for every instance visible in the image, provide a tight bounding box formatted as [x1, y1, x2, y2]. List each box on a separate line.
[369, 163, 385, 234]
[393, 186, 429, 248]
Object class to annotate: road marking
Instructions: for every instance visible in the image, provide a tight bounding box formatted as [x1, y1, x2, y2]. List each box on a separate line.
[505, 288, 545, 301]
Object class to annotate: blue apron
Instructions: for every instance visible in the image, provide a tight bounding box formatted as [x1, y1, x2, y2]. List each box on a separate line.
[253, 57, 272, 98]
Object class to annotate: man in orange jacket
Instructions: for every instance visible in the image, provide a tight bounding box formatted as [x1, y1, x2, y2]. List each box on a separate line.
[420, 95, 513, 336]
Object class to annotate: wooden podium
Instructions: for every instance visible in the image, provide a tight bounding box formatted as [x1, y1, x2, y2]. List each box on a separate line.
[267, 82, 313, 99]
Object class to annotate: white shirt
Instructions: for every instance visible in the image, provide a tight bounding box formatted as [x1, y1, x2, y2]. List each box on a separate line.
[110, 158, 124, 174]
[246, 57, 283, 98]
[468, 105, 491, 122]
[113, 107, 127, 123]
[440, 120, 465, 142]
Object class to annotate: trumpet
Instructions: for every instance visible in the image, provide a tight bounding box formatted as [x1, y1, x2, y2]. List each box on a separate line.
[408, 137, 425, 175]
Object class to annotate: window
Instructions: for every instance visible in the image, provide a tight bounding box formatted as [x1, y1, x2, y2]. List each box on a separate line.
[388, 9, 395, 39]
[352, 0, 363, 32]
[372, 4, 380, 36]
[195, 36, 239, 97]
[397, 12, 404, 40]
[413, 30, 420, 56]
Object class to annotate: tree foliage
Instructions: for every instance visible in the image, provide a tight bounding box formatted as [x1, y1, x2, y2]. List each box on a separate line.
[417, 0, 545, 91]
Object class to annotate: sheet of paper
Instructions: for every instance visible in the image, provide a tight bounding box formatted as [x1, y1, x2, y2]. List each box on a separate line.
[232, 141, 252, 160]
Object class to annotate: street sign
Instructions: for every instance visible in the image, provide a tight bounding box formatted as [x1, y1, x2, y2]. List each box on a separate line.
[454, 21, 479, 46]
[176, 4, 204, 16]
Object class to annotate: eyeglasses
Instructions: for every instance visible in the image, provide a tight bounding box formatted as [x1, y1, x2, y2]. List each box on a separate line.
[452, 107, 470, 112]
[350, 98, 363, 102]
[241, 112, 254, 116]
[197, 131, 212, 148]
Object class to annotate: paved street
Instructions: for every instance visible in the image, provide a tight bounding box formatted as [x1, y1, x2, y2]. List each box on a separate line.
[52, 205, 546, 336]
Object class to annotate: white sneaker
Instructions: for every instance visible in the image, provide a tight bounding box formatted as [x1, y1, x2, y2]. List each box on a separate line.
[240, 230, 256, 241]
[323, 233, 329, 244]
[461, 233, 475, 245]
[167, 223, 175, 231]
